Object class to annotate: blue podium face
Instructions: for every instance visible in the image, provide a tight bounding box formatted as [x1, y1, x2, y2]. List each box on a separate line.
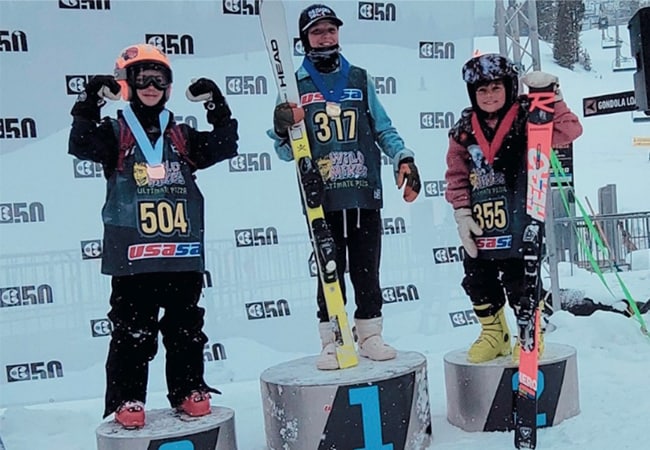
[159, 441, 194, 450]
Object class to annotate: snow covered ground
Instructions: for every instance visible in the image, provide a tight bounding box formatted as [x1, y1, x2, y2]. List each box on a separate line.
[1, 23, 649, 450]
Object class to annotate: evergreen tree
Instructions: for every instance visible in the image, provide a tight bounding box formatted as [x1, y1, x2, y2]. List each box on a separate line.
[536, 0, 557, 42]
[553, 0, 585, 69]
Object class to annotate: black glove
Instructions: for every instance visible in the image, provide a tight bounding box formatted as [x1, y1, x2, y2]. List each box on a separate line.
[70, 75, 121, 121]
[397, 157, 421, 203]
[186, 78, 232, 127]
[273, 102, 304, 137]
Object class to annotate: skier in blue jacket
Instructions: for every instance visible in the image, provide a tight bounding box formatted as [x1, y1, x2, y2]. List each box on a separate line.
[267, 4, 421, 370]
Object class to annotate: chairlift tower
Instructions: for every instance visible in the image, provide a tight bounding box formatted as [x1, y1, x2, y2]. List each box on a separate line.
[494, 0, 542, 76]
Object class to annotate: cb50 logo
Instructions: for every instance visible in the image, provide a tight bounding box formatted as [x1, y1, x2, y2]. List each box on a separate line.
[229, 153, 271, 172]
[420, 112, 455, 129]
[424, 180, 447, 197]
[223, 0, 260, 15]
[81, 239, 102, 259]
[6, 361, 64, 383]
[58, 0, 110, 10]
[382, 284, 419, 304]
[0, 284, 53, 308]
[0, 30, 28, 52]
[0, 202, 45, 224]
[235, 227, 278, 247]
[245, 299, 291, 320]
[145, 34, 194, 55]
[293, 38, 305, 56]
[358, 2, 396, 21]
[374, 76, 396, 95]
[0, 118, 37, 139]
[419, 41, 456, 59]
[174, 115, 198, 128]
[225, 75, 267, 95]
[73, 158, 103, 178]
[66, 75, 94, 95]
[204, 342, 227, 361]
[90, 318, 113, 337]
[381, 217, 406, 235]
[449, 309, 478, 328]
[433, 246, 465, 264]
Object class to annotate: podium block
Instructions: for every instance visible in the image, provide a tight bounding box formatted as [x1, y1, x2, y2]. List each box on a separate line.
[260, 351, 432, 450]
[96, 407, 237, 450]
[444, 343, 580, 432]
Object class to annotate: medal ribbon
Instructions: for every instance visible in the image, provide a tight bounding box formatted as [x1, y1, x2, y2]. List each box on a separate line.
[470, 103, 519, 165]
[122, 104, 171, 165]
[301, 54, 351, 103]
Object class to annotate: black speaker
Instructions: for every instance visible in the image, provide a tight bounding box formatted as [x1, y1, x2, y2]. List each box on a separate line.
[628, 7, 650, 111]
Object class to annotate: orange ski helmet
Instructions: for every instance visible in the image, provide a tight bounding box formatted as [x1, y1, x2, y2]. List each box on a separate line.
[114, 44, 173, 101]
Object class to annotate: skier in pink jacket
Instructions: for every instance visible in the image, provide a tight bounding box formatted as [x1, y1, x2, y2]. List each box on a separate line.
[444, 53, 583, 363]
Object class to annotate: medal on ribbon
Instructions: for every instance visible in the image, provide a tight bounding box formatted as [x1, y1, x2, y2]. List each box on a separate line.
[146, 164, 166, 180]
[122, 104, 171, 182]
[325, 102, 341, 118]
[302, 55, 350, 118]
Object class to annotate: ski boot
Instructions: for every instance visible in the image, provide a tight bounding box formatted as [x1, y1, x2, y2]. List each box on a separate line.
[177, 391, 212, 417]
[467, 305, 512, 363]
[316, 322, 340, 370]
[354, 317, 396, 361]
[114, 400, 145, 429]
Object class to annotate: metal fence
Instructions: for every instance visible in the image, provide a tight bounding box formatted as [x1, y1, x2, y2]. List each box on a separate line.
[553, 211, 650, 270]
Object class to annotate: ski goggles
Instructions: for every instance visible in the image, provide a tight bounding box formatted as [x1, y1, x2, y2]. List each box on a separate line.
[133, 72, 171, 90]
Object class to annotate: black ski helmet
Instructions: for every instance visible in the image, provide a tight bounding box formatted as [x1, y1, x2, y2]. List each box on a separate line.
[299, 4, 343, 53]
[462, 53, 519, 113]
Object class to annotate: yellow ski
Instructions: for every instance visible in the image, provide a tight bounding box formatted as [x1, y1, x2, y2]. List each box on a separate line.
[260, 0, 358, 368]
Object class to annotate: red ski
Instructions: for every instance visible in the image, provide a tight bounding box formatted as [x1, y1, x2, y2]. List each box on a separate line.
[515, 89, 555, 449]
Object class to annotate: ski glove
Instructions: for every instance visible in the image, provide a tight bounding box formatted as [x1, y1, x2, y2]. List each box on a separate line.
[522, 71, 563, 102]
[186, 78, 232, 127]
[396, 157, 421, 203]
[453, 208, 483, 258]
[70, 75, 121, 121]
[273, 102, 305, 138]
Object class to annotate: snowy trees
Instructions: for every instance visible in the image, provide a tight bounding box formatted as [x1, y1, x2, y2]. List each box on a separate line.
[553, 0, 585, 69]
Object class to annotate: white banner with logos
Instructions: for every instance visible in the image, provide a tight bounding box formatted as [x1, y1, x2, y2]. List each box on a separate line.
[0, 0, 479, 407]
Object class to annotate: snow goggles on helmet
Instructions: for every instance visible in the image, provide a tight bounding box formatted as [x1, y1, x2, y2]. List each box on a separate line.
[126, 62, 172, 90]
[133, 73, 171, 90]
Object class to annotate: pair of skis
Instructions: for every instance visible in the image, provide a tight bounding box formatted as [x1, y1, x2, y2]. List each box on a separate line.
[259, 0, 358, 369]
[516, 87, 557, 449]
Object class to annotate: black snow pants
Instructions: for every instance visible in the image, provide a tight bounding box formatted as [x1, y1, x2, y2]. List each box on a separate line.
[103, 271, 212, 417]
[461, 257, 526, 318]
[317, 208, 383, 322]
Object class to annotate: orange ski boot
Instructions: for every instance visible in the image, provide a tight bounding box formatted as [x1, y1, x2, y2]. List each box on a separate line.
[115, 400, 145, 429]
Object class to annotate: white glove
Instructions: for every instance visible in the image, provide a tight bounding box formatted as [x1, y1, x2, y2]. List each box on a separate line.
[522, 71, 563, 101]
[453, 208, 483, 258]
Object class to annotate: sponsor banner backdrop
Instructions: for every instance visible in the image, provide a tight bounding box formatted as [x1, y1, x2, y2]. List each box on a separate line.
[0, 0, 477, 407]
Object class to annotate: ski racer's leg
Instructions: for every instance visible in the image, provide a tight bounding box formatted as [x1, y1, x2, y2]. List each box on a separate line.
[104, 274, 161, 418]
[346, 208, 383, 320]
[158, 272, 213, 408]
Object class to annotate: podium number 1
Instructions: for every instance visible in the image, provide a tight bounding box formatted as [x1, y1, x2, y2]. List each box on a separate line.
[348, 385, 393, 450]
